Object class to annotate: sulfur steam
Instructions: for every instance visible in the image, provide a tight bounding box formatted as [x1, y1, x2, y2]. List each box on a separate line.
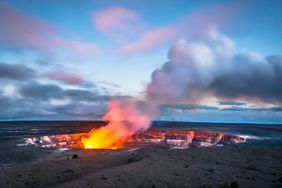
[82, 27, 282, 149]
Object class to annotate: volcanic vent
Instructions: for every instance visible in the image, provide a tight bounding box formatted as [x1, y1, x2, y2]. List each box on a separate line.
[22, 129, 246, 149]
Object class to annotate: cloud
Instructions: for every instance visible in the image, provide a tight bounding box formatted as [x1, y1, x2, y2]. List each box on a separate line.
[221, 107, 282, 112]
[44, 71, 84, 84]
[19, 81, 129, 103]
[92, 7, 140, 41]
[98, 81, 121, 88]
[52, 37, 101, 57]
[180, 3, 239, 36]
[161, 104, 218, 112]
[158, 106, 282, 124]
[0, 91, 108, 120]
[64, 89, 111, 102]
[218, 101, 246, 106]
[0, 62, 93, 88]
[0, 4, 55, 54]
[0, 90, 52, 119]
[146, 27, 282, 106]
[221, 107, 264, 112]
[163, 105, 282, 113]
[0, 3, 101, 59]
[8, 80, 134, 119]
[117, 4, 238, 56]
[49, 102, 107, 117]
[117, 26, 179, 55]
[209, 54, 282, 104]
[0, 81, 124, 119]
[146, 27, 234, 102]
[0, 62, 36, 80]
[20, 82, 64, 101]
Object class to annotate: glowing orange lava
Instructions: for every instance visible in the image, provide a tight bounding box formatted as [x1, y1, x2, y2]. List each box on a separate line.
[81, 123, 128, 149]
[81, 99, 151, 149]
[22, 129, 247, 149]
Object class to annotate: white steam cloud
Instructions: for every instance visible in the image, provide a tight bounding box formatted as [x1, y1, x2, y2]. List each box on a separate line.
[84, 27, 282, 148]
[147, 27, 282, 104]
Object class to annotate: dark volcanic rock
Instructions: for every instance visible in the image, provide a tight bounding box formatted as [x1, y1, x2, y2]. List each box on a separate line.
[72, 154, 79, 159]
[230, 181, 238, 188]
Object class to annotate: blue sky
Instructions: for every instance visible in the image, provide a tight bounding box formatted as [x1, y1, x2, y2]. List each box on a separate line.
[0, 0, 281, 123]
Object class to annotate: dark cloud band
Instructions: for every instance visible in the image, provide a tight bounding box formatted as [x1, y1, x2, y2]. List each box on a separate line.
[0, 62, 36, 80]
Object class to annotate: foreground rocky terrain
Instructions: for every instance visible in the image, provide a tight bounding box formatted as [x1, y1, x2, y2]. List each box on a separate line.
[0, 145, 282, 188]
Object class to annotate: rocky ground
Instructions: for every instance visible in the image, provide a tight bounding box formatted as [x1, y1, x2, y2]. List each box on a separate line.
[0, 145, 282, 188]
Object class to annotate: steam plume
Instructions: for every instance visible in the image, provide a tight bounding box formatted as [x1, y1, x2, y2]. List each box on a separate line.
[83, 27, 282, 148]
[147, 27, 282, 104]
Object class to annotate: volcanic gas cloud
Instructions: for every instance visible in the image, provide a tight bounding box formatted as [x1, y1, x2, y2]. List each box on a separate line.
[82, 99, 155, 149]
[82, 27, 282, 149]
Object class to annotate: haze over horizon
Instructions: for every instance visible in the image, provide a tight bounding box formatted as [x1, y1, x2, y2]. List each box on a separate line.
[0, 0, 282, 124]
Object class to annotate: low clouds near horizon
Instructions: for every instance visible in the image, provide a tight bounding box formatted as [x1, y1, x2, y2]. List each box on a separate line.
[0, 1, 281, 123]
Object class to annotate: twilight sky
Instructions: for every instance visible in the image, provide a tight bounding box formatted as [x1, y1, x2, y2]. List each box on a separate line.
[0, 0, 282, 123]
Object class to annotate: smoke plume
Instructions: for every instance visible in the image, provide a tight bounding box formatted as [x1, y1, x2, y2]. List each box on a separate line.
[147, 27, 282, 104]
[82, 99, 158, 149]
[83, 27, 282, 148]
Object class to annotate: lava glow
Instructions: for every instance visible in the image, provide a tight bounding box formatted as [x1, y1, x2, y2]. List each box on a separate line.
[81, 124, 128, 149]
[81, 99, 151, 149]
[71, 99, 246, 150]
[22, 130, 247, 149]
